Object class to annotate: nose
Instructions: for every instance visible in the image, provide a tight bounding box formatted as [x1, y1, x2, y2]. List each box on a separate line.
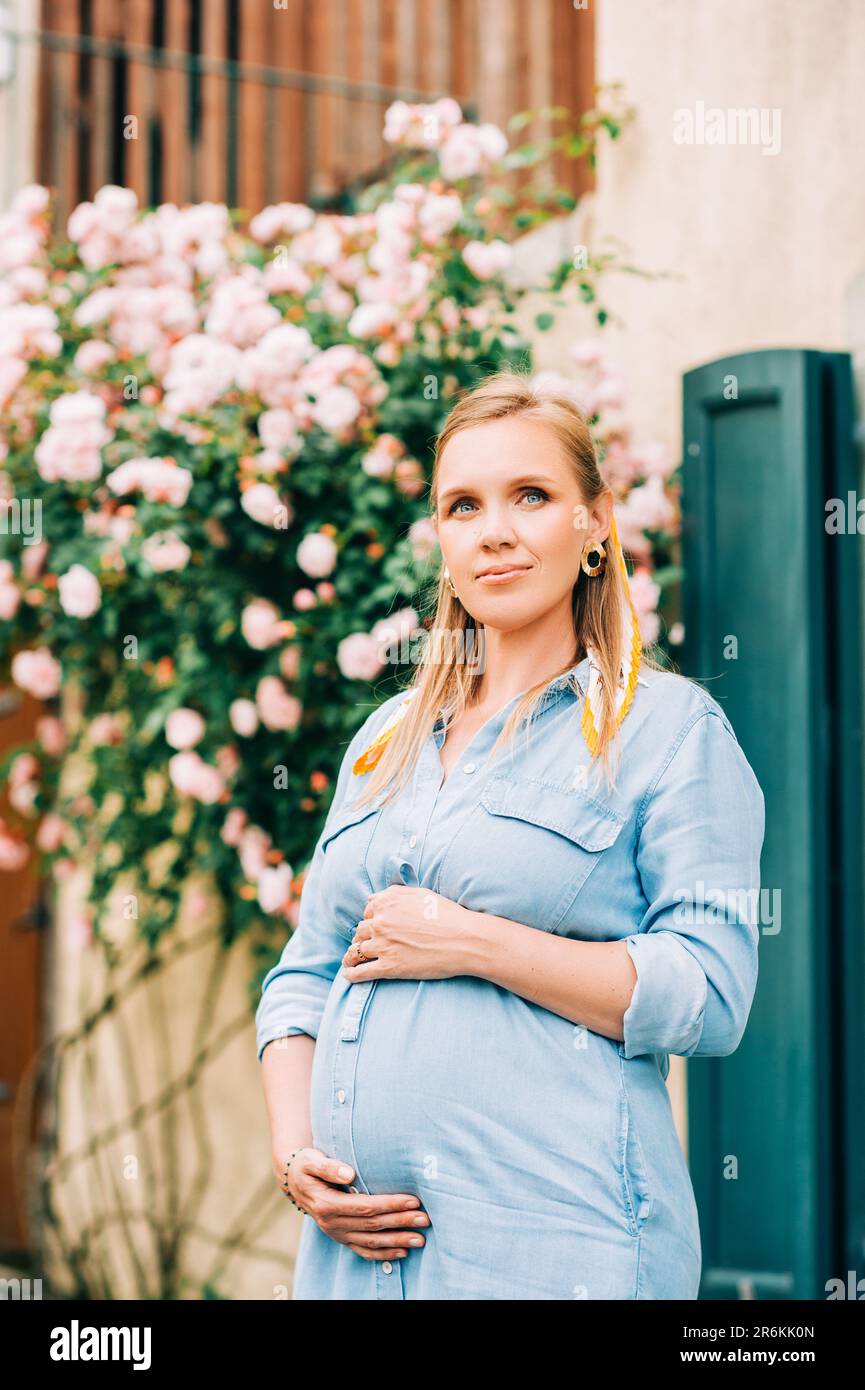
[474, 511, 520, 551]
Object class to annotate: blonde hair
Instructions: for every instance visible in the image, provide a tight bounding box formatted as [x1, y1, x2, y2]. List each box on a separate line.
[354, 367, 669, 808]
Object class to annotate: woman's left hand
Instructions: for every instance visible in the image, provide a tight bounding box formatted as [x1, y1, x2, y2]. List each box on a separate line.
[341, 885, 480, 982]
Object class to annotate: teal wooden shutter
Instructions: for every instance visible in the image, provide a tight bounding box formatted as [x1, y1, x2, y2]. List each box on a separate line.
[681, 349, 865, 1300]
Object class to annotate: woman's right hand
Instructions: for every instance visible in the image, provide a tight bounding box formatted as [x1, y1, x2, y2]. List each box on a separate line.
[273, 1147, 431, 1260]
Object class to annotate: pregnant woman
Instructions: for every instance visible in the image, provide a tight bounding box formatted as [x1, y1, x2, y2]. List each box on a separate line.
[256, 369, 765, 1300]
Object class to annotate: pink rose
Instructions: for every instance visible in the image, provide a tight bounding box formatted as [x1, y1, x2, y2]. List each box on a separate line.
[9, 752, 39, 786]
[418, 193, 462, 243]
[257, 862, 294, 914]
[105, 457, 194, 506]
[296, 532, 338, 579]
[241, 599, 283, 650]
[637, 609, 660, 644]
[74, 340, 115, 374]
[89, 713, 123, 746]
[34, 390, 112, 484]
[240, 482, 287, 528]
[462, 239, 512, 280]
[58, 564, 101, 618]
[221, 806, 248, 847]
[309, 385, 361, 436]
[141, 531, 191, 572]
[619, 478, 676, 534]
[165, 708, 205, 750]
[337, 632, 385, 682]
[216, 744, 240, 779]
[629, 569, 661, 615]
[36, 812, 67, 853]
[347, 301, 399, 339]
[11, 183, 51, 217]
[258, 408, 303, 454]
[9, 781, 38, 816]
[409, 517, 438, 561]
[278, 645, 300, 681]
[629, 442, 674, 481]
[11, 647, 61, 699]
[168, 751, 225, 803]
[0, 358, 27, 410]
[37, 715, 66, 756]
[238, 824, 272, 880]
[256, 676, 302, 732]
[229, 699, 259, 737]
[21, 541, 48, 582]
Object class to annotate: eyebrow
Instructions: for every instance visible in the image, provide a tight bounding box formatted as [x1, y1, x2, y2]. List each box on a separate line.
[438, 474, 560, 506]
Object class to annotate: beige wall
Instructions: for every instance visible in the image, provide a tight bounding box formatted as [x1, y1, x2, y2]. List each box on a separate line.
[591, 0, 865, 453]
[522, 0, 865, 451]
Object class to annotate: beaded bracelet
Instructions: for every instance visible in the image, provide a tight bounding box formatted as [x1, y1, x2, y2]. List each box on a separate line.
[281, 1151, 304, 1211]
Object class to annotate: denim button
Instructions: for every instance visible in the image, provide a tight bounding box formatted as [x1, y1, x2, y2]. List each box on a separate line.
[463, 762, 476, 774]
[337, 1089, 346, 1103]
[408, 834, 417, 848]
[393, 860, 418, 886]
[382, 1261, 393, 1274]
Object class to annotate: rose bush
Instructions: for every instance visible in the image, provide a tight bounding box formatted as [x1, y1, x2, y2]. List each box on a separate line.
[0, 95, 680, 972]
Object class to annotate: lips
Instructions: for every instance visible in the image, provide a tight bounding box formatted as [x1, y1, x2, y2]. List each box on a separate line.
[475, 564, 532, 585]
[476, 564, 531, 578]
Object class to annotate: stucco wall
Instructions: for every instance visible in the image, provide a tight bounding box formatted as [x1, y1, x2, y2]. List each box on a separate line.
[591, 0, 865, 453]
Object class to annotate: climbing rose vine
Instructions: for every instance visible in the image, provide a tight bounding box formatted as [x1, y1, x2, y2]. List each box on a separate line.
[0, 94, 679, 966]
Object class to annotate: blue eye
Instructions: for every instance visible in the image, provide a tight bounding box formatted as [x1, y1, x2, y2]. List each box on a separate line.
[447, 487, 549, 516]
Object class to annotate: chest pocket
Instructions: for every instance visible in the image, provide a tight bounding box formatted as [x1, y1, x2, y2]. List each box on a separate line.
[435, 773, 626, 935]
[318, 796, 385, 943]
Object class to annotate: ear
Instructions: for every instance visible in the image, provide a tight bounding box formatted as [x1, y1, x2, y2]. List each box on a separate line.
[589, 489, 615, 545]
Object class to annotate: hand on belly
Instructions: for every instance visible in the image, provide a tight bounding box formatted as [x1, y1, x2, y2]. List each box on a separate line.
[341, 884, 481, 981]
[279, 1147, 431, 1260]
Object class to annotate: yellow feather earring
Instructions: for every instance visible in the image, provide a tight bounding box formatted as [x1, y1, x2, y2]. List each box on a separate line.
[580, 509, 643, 756]
[352, 687, 419, 775]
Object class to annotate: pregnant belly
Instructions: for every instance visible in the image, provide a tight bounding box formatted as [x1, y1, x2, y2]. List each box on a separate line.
[317, 975, 636, 1228]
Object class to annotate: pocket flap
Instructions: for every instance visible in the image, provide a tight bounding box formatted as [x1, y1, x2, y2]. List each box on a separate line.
[321, 796, 383, 850]
[481, 774, 625, 851]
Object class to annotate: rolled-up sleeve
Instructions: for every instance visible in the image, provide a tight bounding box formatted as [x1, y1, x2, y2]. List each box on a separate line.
[621, 707, 766, 1060]
[254, 705, 387, 1062]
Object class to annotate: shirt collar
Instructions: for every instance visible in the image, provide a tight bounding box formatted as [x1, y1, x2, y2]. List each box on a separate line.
[545, 653, 593, 698]
[434, 653, 594, 732]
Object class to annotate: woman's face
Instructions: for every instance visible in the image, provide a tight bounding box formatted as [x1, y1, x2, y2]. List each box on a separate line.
[433, 416, 613, 633]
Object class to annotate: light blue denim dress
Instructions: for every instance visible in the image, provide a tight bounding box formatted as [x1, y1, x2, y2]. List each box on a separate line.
[256, 654, 765, 1300]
